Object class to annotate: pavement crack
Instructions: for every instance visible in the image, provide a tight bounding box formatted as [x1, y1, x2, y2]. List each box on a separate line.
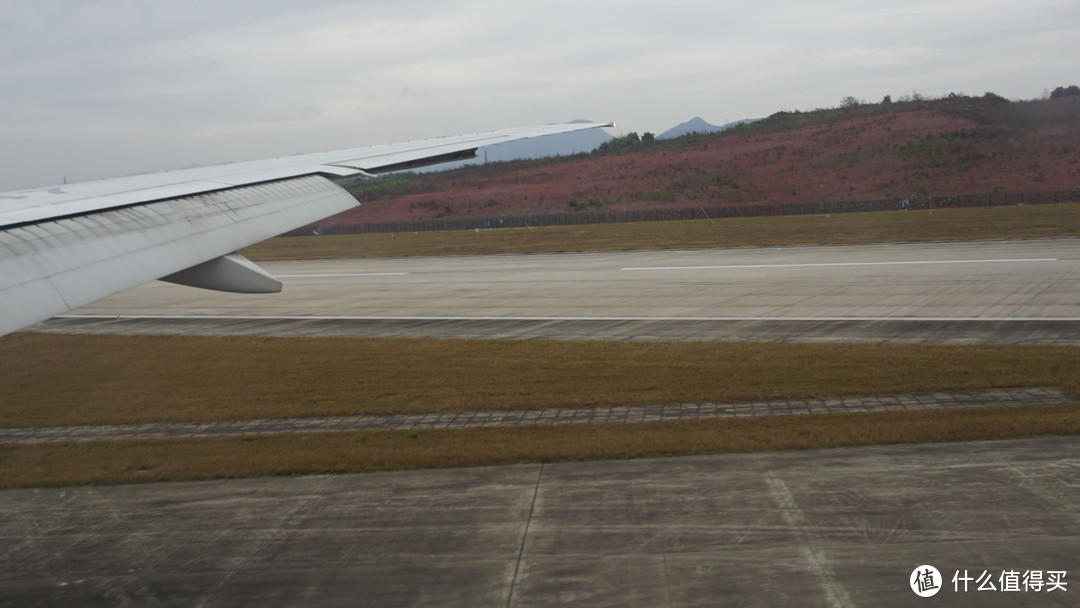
[196, 475, 333, 608]
[506, 462, 544, 608]
[661, 553, 675, 608]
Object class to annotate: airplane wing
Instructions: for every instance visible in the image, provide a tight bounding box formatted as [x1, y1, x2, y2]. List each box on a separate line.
[0, 121, 613, 336]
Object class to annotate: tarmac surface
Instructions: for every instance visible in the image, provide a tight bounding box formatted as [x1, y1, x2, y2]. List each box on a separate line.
[33, 238, 1080, 343]
[1, 437, 1076, 607]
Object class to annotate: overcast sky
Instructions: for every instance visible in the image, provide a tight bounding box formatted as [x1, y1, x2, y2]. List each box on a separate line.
[1, 0, 1076, 191]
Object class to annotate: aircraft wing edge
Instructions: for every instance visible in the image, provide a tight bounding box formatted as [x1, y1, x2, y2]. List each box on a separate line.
[0, 175, 357, 336]
[0, 122, 614, 229]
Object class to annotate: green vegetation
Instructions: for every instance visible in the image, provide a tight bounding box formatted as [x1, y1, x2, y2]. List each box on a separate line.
[595, 131, 654, 155]
[1050, 85, 1080, 99]
[243, 203, 1079, 261]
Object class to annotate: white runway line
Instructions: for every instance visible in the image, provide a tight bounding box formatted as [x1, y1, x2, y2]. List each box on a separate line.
[56, 315, 1080, 322]
[276, 272, 409, 277]
[621, 258, 1060, 271]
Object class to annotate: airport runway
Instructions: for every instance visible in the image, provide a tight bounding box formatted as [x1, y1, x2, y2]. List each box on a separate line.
[35, 238, 1080, 343]
[1, 437, 1076, 607]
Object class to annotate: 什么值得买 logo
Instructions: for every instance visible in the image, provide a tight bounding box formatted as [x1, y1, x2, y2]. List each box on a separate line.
[911, 565, 942, 598]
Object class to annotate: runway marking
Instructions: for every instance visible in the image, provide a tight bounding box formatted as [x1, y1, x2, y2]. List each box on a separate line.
[275, 272, 408, 277]
[766, 474, 855, 608]
[56, 314, 1080, 322]
[621, 258, 1059, 271]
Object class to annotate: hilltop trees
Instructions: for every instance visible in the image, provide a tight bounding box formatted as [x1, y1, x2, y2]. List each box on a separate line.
[840, 96, 864, 109]
[596, 131, 657, 154]
[1050, 85, 1080, 99]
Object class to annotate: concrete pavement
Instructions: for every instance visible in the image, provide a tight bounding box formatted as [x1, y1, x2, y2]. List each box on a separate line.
[0, 437, 1076, 607]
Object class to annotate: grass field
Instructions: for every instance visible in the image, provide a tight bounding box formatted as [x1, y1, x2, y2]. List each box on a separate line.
[3, 334, 1078, 427]
[243, 203, 1080, 260]
[2, 404, 1075, 489]
[1, 334, 1076, 488]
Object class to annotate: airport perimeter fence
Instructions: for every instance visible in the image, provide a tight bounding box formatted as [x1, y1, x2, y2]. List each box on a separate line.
[285, 188, 1080, 236]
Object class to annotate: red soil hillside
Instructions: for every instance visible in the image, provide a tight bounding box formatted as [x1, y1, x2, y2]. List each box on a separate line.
[330, 94, 1080, 225]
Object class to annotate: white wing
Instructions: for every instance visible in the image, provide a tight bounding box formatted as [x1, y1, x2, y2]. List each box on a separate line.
[0, 122, 613, 336]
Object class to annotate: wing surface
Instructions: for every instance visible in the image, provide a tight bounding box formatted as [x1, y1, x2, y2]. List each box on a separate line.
[0, 121, 613, 335]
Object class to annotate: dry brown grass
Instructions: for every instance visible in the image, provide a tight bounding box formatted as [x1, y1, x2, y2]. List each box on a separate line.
[1, 404, 1074, 489]
[1, 333, 1077, 427]
[242, 203, 1080, 260]
[3, 334, 1077, 488]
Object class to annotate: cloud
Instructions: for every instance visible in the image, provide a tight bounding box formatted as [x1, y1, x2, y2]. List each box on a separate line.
[1, 0, 1077, 190]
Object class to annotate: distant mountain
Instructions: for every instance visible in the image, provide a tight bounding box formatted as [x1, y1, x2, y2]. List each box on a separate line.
[416, 120, 613, 172]
[657, 117, 760, 140]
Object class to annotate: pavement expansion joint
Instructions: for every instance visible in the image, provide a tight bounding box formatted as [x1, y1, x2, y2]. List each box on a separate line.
[1, 387, 1073, 445]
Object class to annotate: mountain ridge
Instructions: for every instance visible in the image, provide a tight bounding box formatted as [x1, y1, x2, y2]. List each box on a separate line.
[658, 116, 759, 139]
